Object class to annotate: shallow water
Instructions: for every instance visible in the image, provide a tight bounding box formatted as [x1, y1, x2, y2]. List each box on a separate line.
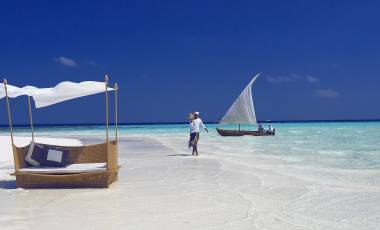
[2, 121, 380, 170]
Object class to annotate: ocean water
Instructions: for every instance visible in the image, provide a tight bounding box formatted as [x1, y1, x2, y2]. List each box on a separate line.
[2, 121, 380, 170]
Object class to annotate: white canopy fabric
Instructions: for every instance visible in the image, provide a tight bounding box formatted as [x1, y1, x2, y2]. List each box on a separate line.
[219, 74, 260, 125]
[26, 81, 113, 108]
[0, 83, 26, 99]
[1, 81, 113, 108]
[23, 81, 114, 108]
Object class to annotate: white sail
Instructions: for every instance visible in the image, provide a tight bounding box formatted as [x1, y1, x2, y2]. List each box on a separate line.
[219, 74, 260, 125]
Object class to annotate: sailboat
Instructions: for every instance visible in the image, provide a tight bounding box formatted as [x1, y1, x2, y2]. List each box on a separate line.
[216, 73, 275, 137]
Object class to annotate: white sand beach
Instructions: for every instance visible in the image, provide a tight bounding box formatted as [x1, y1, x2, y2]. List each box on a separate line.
[0, 134, 379, 230]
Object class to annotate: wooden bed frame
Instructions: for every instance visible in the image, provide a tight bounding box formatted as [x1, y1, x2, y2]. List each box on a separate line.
[3, 76, 120, 189]
[11, 141, 119, 188]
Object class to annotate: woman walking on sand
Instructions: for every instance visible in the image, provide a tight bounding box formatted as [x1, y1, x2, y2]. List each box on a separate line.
[188, 113, 196, 149]
[188, 112, 208, 156]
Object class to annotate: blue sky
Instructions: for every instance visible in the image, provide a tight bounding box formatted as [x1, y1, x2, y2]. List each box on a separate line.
[1, 0, 379, 124]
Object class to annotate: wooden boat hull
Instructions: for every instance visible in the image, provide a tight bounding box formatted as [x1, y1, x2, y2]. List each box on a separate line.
[216, 128, 275, 137]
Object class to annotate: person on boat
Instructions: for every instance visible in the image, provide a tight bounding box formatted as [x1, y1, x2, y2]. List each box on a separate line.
[268, 123, 273, 132]
[188, 113, 196, 149]
[191, 112, 208, 156]
[258, 123, 264, 132]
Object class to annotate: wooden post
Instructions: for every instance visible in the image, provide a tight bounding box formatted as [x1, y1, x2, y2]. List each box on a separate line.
[27, 96, 35, 142]
[3, 79, 18, 173]
[105, 74, 109, 142]
[3, 79, 14, 146]
[114, 83, 118, 141]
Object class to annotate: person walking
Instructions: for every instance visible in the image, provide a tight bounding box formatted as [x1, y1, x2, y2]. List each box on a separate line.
[188, 113, 196, 149]
[190, 111, 208, 156]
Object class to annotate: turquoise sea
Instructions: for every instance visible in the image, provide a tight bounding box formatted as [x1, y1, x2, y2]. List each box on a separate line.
[2, 121, 380, 170]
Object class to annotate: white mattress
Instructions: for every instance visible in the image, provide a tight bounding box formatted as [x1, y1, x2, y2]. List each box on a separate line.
[19, 163, 107, 174]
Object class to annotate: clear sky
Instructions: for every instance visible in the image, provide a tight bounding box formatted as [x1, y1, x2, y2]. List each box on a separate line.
[1, 0, 379, 124]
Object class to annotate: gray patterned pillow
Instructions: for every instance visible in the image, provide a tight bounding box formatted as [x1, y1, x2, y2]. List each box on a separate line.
[25, 142, 45, 167]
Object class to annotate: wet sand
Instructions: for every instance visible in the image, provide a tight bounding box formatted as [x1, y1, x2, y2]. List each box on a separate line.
[0, 136, 379, 230]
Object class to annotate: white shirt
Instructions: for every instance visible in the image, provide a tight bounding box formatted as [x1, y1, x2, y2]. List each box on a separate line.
[191, 118, 206, 133]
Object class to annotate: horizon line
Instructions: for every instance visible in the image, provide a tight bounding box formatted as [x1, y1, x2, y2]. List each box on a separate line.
[0, 118, 379, 127]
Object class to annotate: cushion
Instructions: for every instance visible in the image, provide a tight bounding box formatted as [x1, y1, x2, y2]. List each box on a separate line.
[40, 146, 70, 167]
[25, 141, 45, 167]
[19, 163, 107, 174]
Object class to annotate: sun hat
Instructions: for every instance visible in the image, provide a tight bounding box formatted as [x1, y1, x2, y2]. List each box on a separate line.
[194, 112, 200, 115]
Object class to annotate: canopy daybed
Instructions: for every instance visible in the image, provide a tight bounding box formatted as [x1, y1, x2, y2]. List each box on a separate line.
[2, 75, 120, 188]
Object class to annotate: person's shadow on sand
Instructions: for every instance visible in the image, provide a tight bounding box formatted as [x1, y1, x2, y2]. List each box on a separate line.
[167, 154, 194, 157]
[0, 180, 17, 189]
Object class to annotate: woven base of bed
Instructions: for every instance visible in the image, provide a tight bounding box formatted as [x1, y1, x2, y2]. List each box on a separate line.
[11, 141, 120, 189]
[15, 171, 118, 189]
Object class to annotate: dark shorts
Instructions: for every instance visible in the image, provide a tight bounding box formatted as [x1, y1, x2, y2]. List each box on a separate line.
[189, 132, 199, 145]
